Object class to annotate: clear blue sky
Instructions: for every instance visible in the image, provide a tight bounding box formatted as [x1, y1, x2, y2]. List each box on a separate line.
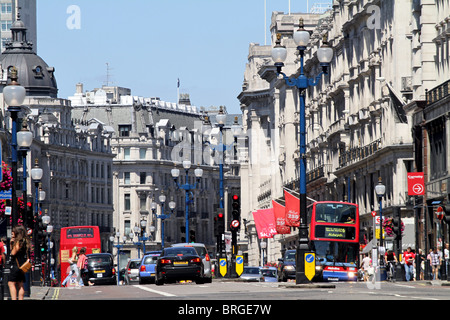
[36, 0, 317, 114]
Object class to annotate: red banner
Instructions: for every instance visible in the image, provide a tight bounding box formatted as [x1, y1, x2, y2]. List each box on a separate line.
[284, 189, 300, 227]
[272, 200, 291, 234]
[252, 209, 277, 239]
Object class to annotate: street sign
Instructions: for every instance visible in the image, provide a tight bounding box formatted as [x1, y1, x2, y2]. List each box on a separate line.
[235, 255, 244, 276]
[304, 252, 315, 281]
[436, 206, 444, 221]
[0, 190, 12, 200]
[407, 172, 425, 196]
[371, 211, 377, 217]
[230, 220, 240, 229]
[219, 258, 227, 277]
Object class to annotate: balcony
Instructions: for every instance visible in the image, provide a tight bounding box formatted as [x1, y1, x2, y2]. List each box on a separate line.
[339, 138, 382, 169]
[427, 79, 450, 106]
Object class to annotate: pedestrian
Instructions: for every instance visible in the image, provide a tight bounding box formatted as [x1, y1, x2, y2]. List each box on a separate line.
[418, 249, 426, 280]
[77, 247, 88, 286]
[445, 243, 449, 279]
[429, 247, 441, 280]
[0, 236, 6, 267]
[8, 225, 30, 300]
[360, 253, 372, 282]
[403, 247, 415, 281]
[61, 246, 79, 287]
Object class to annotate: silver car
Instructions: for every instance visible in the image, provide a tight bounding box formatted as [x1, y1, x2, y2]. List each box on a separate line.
[240, 266, 263, 282]
[171, 243, 212, 283]
[124, 259, 141, 285]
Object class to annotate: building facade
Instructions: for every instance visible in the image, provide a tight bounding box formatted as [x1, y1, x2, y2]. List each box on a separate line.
[0, 19, 114, 254]
[238, 0, 449, 266]
[69, 87, 241, 262]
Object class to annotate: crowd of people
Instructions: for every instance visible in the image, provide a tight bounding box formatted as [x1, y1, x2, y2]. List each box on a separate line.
[360, 244, 450, 281]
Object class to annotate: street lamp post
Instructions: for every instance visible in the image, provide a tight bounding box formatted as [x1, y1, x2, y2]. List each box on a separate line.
[171, 161, 203, 241]
[272, 19, 333, 284]
[30, 159, 43, 286]
[2, 66, 27, 298]
[375, 177, 386, 279]
[152, 194, 176, 249]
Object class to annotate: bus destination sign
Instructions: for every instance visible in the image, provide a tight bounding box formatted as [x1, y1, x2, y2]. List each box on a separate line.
[315, 225, 355, 240]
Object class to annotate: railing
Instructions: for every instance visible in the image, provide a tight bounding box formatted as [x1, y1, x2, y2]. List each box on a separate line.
[427, 79, 450, 105]
[339, 138, 382, 168]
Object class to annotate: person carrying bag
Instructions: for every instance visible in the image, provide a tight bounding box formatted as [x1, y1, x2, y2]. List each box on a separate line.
[8, 225, 31, 300]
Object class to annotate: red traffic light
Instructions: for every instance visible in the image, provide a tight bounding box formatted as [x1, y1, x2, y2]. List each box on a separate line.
[232, 194, 239, 201]
[218, 213, 224, 219]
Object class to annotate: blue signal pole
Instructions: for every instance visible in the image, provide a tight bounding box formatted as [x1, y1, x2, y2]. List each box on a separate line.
[271, 20, 333, 284]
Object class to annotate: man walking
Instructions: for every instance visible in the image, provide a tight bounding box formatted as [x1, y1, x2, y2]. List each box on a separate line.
[403, 247, 415, 281]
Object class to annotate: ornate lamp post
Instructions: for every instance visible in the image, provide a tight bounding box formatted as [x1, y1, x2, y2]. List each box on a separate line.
[171, 161, 203, 241]
[271, 19, 333, 284]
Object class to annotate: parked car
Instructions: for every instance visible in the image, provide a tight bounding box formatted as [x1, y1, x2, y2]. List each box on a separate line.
[124, 259, 141, 285]
[278, 249, 296, 282]
[240, 266, 263, 282]
[260, 267, 278, 282]
[171, 243, 212, 283]
[85, 253, 117, 285]
[155, 246, 204, 286]
[139, 251, 161, 284]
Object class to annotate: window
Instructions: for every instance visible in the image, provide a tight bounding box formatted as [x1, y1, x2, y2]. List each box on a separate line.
[124, 172, 130, 185]
[124, 148, 130, 160]
[1, 3, 12, 14]
[140, 172, 146, 184]
[1, 20, 12, 32]
[119, 125, 132, 137]
[140, 196, 146, 210]
[124, 220, 131, 238]
[139, 148, 146, 159]
[124, 194, 131, 211]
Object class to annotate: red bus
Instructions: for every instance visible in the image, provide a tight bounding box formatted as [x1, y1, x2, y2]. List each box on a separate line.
[308, 201, 359, 281]
[59, 226, 101, 284]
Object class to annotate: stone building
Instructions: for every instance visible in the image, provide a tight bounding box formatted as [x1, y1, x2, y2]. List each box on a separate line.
[69, 86, 241, 261]
[238, 0, 448, 266]
[0, 18, 114, 253]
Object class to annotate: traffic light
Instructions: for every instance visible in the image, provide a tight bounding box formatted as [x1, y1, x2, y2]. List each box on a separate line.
[230, 194, 240, 231]
[189, 230, 196, 243]
[180, 226, 186, 242]
[217, 209, 225, 235]
[392, 215, 401, 240]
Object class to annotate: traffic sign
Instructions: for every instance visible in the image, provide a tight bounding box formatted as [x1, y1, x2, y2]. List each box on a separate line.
[371, 211, 377, 217]
[407, 172, 425, 196]
[436, 206, 444, 221]
[304, 252, 315, 281]
[219, 258, 227, 277]
[230, 220, 240, 229]
[235, 255, 244, 276]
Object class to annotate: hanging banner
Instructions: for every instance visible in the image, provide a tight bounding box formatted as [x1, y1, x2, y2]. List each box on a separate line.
[272, 199, 291, 234]
[252, 209, 277, 239]
[284, 189, 300, 227]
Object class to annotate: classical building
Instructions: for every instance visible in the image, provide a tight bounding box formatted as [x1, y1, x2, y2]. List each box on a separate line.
[238, 0, 448, 266]
[0, 19, 114, 253]
[69, 87, 241, 262]
[407, 0, 450, 255]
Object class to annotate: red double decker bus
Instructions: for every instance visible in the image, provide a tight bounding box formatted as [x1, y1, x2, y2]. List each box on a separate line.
[308, 201, 360, 282]
[59, 226, 101, 284]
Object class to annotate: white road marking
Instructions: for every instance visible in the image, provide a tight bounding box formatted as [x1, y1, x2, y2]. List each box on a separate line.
[133, 285, 177, 297]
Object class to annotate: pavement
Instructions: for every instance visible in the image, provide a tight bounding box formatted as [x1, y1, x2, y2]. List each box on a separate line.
[24, 286, 52, 300]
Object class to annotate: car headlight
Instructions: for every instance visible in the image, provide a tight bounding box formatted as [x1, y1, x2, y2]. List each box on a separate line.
[283, 265, 295, 271]
[348, 272, 355, 278]
[315, 266, 322, 271]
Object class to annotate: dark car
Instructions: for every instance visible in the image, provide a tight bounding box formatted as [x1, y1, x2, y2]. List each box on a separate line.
[85, 253, 117, 286]
[155, 247, 204, 286]
[277, 250, 296, 282]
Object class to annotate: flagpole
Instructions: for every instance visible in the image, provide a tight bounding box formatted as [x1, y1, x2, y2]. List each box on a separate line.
[177, 78, 180, 105]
